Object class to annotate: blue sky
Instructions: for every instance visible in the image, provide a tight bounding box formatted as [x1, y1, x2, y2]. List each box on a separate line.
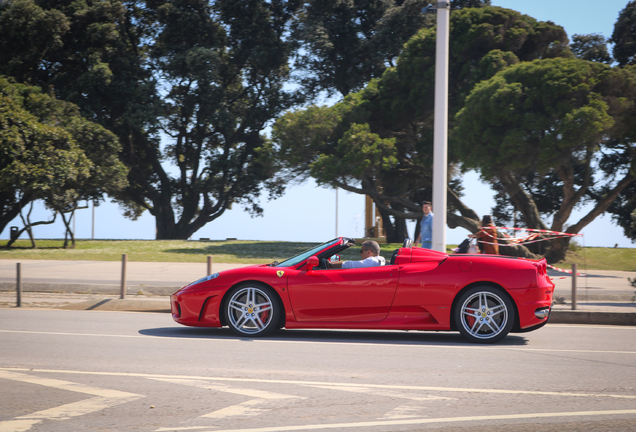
[3, 0, 635, 247]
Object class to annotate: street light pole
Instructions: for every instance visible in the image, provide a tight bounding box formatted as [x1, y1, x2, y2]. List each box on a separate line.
[335, 188, 338, 237]
[432, 1, 450, 252]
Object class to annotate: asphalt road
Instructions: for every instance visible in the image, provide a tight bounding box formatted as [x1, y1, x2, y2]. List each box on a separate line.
[1, 309, 636, 431]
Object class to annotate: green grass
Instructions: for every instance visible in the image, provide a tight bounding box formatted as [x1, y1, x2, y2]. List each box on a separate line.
[1, 239, 633, 271]
[555, 247, 636, 272]
[0, 239, 411, 264]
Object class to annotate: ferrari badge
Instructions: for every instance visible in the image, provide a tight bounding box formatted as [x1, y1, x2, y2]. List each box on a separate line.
[276, 270, 284, 278]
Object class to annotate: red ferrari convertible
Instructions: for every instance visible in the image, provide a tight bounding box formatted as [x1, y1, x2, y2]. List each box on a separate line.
[171, 238, 554, 343]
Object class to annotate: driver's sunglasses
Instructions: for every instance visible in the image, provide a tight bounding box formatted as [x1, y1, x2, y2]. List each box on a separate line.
[359, 248, 366, 254]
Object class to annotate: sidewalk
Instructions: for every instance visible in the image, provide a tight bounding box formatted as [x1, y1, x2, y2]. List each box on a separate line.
[0, 260, 634, 326]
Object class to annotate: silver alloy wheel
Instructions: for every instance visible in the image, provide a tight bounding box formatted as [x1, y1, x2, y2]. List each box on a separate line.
[459, 291, 509, 340]
[227, 286, 275, 335]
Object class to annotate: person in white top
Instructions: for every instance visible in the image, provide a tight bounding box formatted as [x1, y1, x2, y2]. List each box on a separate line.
[327, 240, 385, 269]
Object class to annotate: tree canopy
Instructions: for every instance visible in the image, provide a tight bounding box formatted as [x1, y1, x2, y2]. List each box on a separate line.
[454, 58, 636, 260]
[612, 0, 636, 66]
[291, 0, 433, 99]
[570, 33, 612, 64]
[0, 76, 126, 245]
[290, 0, 493, 100]
[273, 6, 570, 242]
[2, 0, 635, 252]
[0, 0, 303, 239]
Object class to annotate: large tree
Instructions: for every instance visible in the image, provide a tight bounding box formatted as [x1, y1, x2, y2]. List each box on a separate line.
[570, 33, 612, 64]
[453, 58, 636, 261]
[291, 0, 493, 100]
[273, 6, 570, 243]
[612, 0, 636, 66]
[605, 0, 636, 243]
[291, 0, 431, 99]
[0, 0, 302, 239]
[0, 76, 126, 245]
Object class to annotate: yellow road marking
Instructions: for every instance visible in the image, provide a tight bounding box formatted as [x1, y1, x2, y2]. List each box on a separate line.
[155, 428, 212, 431]
[302, 384, 454, 401]
[1, 367, 635, 399]
[146, 377, 305, 419]
[187, 409, 636, 432]
[0, 370, 143, 432]
[0, 369, 139, 398]
[378, 404, 426, 419]
[148, 378, 303, 400]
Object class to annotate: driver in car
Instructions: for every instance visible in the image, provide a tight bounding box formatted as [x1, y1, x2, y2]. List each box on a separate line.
[327, 240, 386, 269]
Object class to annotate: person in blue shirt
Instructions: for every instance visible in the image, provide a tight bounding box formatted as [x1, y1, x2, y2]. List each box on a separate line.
[415, 201, 433, 249]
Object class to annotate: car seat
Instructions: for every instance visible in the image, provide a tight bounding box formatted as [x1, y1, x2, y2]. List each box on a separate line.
[390, 238, 413, 264]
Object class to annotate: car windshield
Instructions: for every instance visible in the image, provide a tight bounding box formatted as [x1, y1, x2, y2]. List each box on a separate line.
[274, 238, 341, 267]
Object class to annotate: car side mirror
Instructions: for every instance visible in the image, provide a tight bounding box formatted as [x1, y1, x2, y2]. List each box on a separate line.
[306, 256, 319, 271]
[329, 254, 341, 263]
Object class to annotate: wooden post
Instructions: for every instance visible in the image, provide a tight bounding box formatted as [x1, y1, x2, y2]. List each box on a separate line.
[374, 203, 385, 238]
[16, 263, 22, 307]
[120, 254, 127, 299]
[571, 263, 577, 310]
[207, 256, 213, 276]
[365, 195, 373, 238]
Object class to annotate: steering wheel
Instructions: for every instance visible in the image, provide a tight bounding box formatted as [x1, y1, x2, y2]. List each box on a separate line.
[320, 258, 330, 269]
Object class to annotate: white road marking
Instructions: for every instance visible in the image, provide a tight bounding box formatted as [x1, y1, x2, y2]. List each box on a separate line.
[302, 385, 454, 401]
[2, 368, 635, 431]
[184, 409, 636, 432]
[201, 399, 271, 419]
[17, 396, 136, 420]
[148, 377, 304, 419]
[154, 428, 212, 431]
[2, 367, 634, 400]
[0, 370, 144, 432]
[378, 405, 427, 419]
[0, 329, 144, 338]
[148, 378, 303, 399]
[0, 419, 41, 432]
[0, 369, 139, 398]
[2, 329, 636, 355]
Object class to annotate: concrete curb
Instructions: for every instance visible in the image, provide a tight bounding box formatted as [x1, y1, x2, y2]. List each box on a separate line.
[60, 298, 171, 313]
[0, 282, 179, 296]
[549, 310, 636, 326]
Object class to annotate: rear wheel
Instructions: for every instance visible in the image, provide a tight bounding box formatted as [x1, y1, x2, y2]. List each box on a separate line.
[225, 283, 282, 337]
[454, 286, 514, 343]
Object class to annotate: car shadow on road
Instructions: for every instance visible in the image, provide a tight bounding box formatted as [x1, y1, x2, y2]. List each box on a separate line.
[138, 327, 529, 346]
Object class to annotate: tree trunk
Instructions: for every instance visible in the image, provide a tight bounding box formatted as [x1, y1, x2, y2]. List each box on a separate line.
[0, 193, 32, 244]
[18, 204, 37, 248]
[7, 210, 57, 248]
[498, 172, 548, 230]
[543, 236, 572, 264]
[60, 211, 76, 249]
[376, 206, 409, 243]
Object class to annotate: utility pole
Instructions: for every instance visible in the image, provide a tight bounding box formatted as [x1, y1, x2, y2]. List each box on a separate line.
[432, 1, 450, 252]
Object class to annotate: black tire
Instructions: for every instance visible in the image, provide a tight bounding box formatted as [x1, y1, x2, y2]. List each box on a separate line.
[454, 286, 515, 344]
[224, 283, 282, 337]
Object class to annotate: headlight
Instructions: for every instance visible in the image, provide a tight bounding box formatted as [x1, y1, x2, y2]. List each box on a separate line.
[187, 272, 220, 287]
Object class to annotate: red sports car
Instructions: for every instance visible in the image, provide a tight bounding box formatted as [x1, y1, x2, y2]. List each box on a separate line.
[171, 238, 554, 343]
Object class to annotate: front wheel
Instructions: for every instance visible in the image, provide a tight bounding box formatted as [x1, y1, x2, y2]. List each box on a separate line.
[224, 283, 282, 337]
[454, 286, 515, 344]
